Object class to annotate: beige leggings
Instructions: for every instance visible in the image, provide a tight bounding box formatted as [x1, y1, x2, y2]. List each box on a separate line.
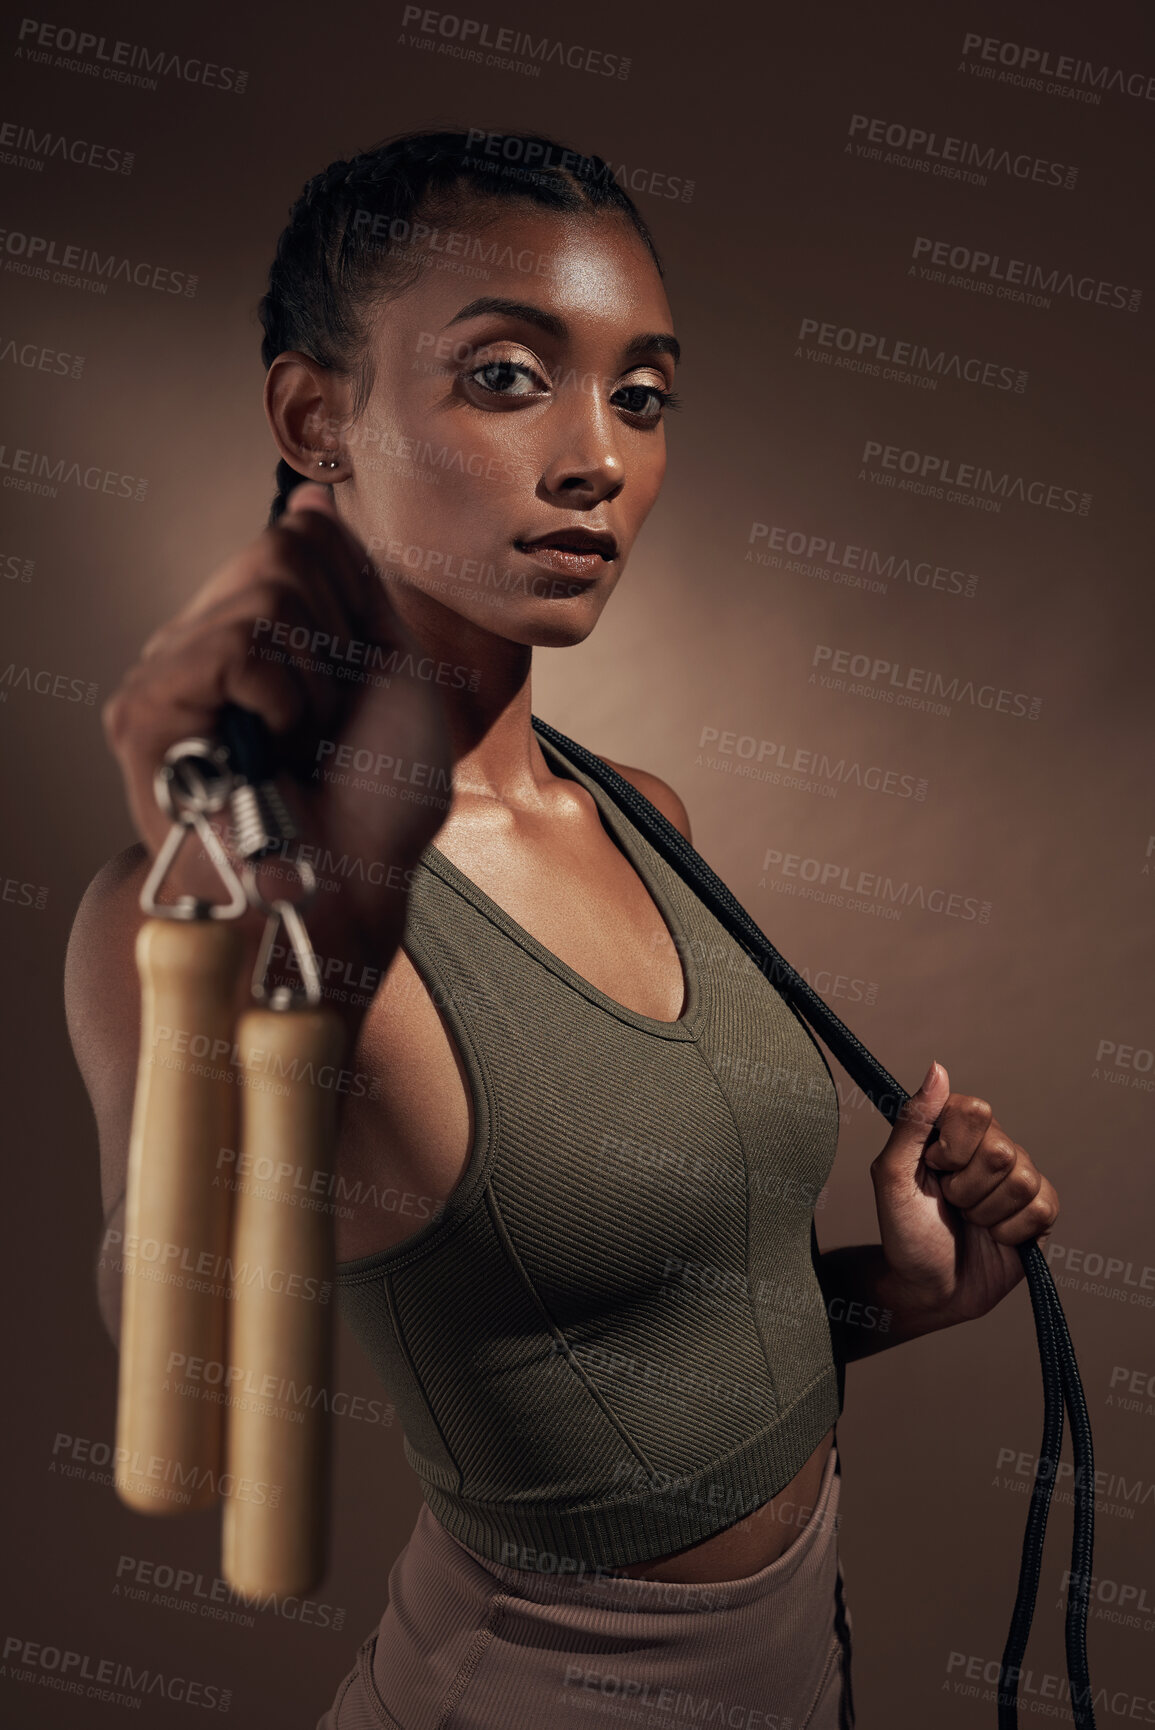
[318, 1439, 854, 1730]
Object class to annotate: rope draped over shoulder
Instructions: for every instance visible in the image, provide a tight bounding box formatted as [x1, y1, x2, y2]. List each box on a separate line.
[528, 711, 1099, 1730]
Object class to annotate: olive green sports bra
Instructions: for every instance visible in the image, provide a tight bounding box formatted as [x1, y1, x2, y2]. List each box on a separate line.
[335, 727, 843, 1569]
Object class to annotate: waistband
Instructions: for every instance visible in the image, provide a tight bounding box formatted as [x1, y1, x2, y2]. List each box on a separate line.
[435, 1439, 841, 1617]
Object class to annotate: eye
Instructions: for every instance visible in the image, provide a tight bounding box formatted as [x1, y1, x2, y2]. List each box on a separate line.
[464, 357, 549, 398]
[610, 379, 680, 424]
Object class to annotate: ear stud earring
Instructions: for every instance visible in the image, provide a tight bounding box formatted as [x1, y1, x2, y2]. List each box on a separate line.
[316, 455, 341, 470]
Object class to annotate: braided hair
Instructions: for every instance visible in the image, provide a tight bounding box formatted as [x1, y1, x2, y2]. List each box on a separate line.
[258, 128, 663, 524]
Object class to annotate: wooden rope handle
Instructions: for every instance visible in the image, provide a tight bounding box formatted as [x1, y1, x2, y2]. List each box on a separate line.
[116, 918, 243, 1512]
[220, 1005, 345, 1598]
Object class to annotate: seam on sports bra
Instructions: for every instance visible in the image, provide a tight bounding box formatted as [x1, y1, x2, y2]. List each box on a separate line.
[783, 993, 842, 1145]
[679, 1032, 782, 1421]
[382, 1272, 465, 1492]
[443, 1360, 839, 1519]
[481, 1183, 660, 1478]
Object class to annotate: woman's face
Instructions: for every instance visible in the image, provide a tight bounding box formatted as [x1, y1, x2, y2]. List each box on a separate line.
[328, 202, 678, 649]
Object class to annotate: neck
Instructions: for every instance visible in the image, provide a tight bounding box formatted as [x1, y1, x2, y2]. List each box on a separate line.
[380, 572, 557, 811]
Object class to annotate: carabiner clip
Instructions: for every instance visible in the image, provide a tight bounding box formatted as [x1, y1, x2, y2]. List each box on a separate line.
[244, 857, 323, 1010]
[139, 738, 248, 921]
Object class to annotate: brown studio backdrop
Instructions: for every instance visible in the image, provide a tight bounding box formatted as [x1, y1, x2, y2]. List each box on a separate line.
[1, 1, 1152, 1724]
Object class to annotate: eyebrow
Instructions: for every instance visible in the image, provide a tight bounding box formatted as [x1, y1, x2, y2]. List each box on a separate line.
[444, 296, 681, 366]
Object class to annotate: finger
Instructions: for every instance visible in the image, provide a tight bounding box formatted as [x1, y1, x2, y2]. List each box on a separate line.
[160, 521, 364, 649]
[275, 493, 404, 641]
[137, 528, 401, 762]
[951, 1152, 1042, 1227]
[142, 566, 355, 685]
[105, 608, 340, 828]
[155, 485, 377, 647]
[976, 1175, 1060, 1247]
[936, 1129, 1023, 1209]
[140, 589, 351, 742]
[870, 1059, 951, 1188]
[921, 1093, 994, 1173]
[284, 481, 338, 519]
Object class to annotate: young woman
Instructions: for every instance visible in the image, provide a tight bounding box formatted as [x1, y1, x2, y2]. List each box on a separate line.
[66, 130, 1060, 1730]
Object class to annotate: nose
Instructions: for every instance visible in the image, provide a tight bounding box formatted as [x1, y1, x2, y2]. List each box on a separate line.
[538, 386, 625, 507]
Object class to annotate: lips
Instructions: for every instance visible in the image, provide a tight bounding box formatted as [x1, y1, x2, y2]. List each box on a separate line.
[513, 526, 619, 582]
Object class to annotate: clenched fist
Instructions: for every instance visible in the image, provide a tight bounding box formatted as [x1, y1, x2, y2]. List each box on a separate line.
[101, 484, 455, 970]
[869, 1059, 1060, 1327]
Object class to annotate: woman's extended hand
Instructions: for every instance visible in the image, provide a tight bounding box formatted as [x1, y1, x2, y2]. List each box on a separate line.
[868, 1060, 1060, 1328]
[102, 483, 455, 971]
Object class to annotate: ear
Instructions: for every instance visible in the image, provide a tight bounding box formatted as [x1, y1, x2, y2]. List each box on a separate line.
[264, 351, 355, 486]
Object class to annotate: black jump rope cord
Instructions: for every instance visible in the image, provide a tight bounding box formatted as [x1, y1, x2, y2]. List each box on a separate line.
[530, 716, 1096, 1730]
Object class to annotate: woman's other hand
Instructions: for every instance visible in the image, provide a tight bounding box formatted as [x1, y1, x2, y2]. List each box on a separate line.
[868, 1060, 1060, 1328]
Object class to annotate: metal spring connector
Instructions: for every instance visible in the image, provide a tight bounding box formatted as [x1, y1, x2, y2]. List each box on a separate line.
[217, 704, 297, 862]
[229, 779, 298, 861]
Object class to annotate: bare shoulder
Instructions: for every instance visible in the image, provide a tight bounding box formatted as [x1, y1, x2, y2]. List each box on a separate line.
[597, 757, 693, 844]
[65, 844, 149, 1013]
[64, 844, 149, 1142]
